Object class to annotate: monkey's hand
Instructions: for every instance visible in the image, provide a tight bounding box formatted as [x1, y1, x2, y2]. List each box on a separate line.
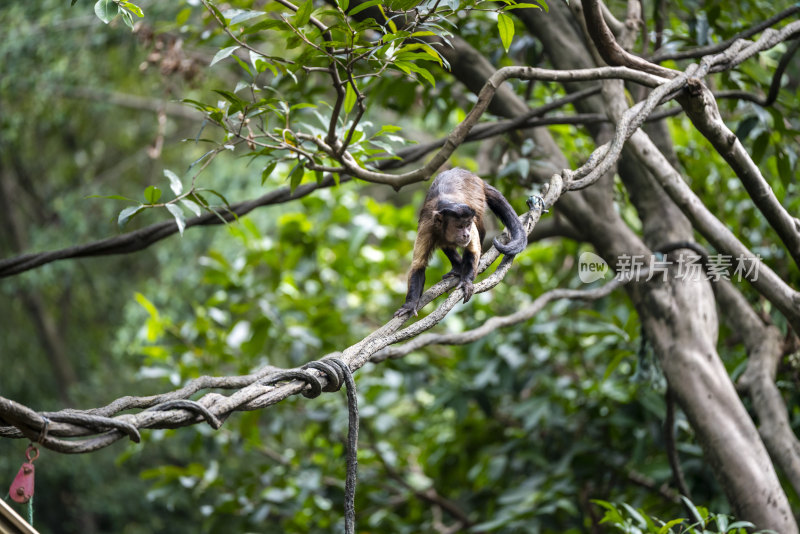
[442, 269, 460, 280]
[457, 278, 475, 303]
[394, 301, 419, 318]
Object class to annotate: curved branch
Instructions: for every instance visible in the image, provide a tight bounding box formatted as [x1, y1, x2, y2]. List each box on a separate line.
[313, 65, 668, 188]
[0, 175, 556, 454]
[372, 273, 630, 362]
[651, 5, 800, 63]
[582, 0, 678, 78]
[0, 176, 342, 278]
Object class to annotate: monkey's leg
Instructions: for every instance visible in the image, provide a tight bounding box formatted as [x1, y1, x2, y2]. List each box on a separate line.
[457, 226, 481, 303]
[394, 267, 426, 318]
[442, 247, 463, 279]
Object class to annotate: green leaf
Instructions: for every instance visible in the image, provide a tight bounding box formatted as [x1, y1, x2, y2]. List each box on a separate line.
[603, 351, 628, 381]
[377, 124, 402, 135]
[397, 43, 443, 66]
[164, 169, 183, 196]
[181, 199, 202, 217]
[230, 10, 264, 26]
[134, 292, 160, 320]
[751, 131, 770, 163]
[85, 194, 136, 202]
[144, 185, 162, 204]
[658, 519, 684, 534]
[176, 7, 191, 25]
[378, 5, 397, 32]
[212, 89, 246, 115]
[118, 205, 144, 228]
[243, 18, 286, 34]
[726, 521, 755, 530]
[121, 9, 134, 30]
[620, 503, 646, 526]
[210, 46, 240, 67]
[289, 163, 304, 192]
[777, 150, 791, 186]
[166, 203, 187, 236]
[94, 0, 115, 23]
[232, 55, 253, 77]
[295, 0, 314, 27]
[206, 2, 227, 27]
[503, 3, 544, 10]
[286, 34, 303, 50]
[250, 51, 278, 76]
[212, 89, 245, 106]
[394, 60, 436, 87]
[199, 188, 232, 208]
[344, 82, 357, 114]
[119, 1, 144, 17]
[337, 0, 349, 11]
[387, 0, 419, 10]
[348, 0, 382, 17]
[680, 496, 704, 523]
[261, 161, 278, 185]
[497, 13, 514, 53]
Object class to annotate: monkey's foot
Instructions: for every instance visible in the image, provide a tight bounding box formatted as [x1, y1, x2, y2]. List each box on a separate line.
[457, 279, 475, 303]
[442, 269, 459, 280]
[393, 301, 419, 318]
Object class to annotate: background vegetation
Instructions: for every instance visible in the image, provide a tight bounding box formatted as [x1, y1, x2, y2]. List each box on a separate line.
[1, 0, 798, 532]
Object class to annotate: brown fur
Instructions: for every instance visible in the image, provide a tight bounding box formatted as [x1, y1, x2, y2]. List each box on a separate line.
[395, 168, 526, 318]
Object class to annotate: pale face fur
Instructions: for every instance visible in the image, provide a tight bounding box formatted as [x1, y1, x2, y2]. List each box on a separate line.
[442, 216, 474, 247]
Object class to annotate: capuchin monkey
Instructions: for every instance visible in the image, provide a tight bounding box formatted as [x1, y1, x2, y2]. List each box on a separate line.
[394, 168, 527, 318]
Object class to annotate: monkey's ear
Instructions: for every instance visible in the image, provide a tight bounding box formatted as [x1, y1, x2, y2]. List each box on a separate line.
[433, 211, 443, 225]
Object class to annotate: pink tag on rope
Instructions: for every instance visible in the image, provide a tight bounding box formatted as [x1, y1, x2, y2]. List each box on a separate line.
[8, 445, 38, 504]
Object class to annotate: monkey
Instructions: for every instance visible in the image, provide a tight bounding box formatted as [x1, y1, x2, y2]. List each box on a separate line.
[394, 168, 527, 318]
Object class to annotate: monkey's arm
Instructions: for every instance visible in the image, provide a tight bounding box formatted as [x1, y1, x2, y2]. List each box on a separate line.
[441, 247, 462, 279]
[456, 223, 482, 303]
[394, 234, 433, 318]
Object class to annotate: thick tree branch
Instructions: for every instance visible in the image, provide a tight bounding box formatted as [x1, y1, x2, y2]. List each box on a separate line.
[678, 80, 800, 267]
[626, 127, 800, 333]
[715, 279, 800, 498]
[0, 175, 554, 454]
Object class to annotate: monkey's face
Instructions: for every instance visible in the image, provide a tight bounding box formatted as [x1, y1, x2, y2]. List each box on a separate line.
[444, 216, 474, 247]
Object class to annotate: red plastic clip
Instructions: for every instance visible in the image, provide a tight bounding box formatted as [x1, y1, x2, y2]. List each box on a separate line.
[8, 444, 39, 504]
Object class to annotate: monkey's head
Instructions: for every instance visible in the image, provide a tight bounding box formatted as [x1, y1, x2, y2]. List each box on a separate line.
[435, 202, 475, 247]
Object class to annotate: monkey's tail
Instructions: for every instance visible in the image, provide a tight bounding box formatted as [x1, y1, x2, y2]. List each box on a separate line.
[486, 186, 527, 256]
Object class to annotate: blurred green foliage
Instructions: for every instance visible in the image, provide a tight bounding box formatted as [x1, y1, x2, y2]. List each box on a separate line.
[0, 0, 798, 532]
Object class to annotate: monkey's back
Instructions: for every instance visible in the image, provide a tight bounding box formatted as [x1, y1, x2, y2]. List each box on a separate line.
[426, 168, 486, 207]
[421, 168, 487, 244]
